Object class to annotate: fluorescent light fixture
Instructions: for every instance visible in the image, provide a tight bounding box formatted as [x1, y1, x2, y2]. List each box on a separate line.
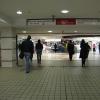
[45, 39, 61, 42]
[17, 10, 22, 15]
[48, 30, 53, 33]
[22, 31, 27, 33]
[22, 36, 26, 39]
[74, 30, 78, 33]
[61, 10, 69, 13]
[0, 18, 7, 23]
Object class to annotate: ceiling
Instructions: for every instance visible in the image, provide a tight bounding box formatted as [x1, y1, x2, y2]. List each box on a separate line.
[0, 0, 100, 34]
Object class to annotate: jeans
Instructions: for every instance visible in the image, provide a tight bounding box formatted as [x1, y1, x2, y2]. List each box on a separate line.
[24, 52, 31, 73]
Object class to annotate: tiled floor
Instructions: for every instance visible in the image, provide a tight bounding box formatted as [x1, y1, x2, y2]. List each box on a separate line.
[19, 51, 100, 67]
[0, 52, 100, 100]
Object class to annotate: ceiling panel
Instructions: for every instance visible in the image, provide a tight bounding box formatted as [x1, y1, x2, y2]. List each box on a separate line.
[0, 0, 100, 33]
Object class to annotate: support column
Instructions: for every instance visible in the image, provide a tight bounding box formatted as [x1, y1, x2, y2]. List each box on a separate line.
[0, 32, 1, 67]
[0, 27, 16, 67]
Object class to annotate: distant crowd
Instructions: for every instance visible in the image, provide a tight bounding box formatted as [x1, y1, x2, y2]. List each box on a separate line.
[19, 35, 99, 73]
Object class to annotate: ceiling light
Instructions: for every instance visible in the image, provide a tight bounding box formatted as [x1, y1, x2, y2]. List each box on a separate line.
[48, 30, 53, 33]
[22, 31, 27, 33]
[17, 10, 22, 15]
[0, 18, 7, 23]
[61, 10, 69, 13]
[74, 31, 78, 33]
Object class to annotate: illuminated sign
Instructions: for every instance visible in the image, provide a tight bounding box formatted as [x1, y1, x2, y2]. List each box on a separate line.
[26, 18, 100, 25]
[56, 18, 76, 25]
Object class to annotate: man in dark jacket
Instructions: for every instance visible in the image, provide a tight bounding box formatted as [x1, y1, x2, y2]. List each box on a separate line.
[35, 39, 43, 64]
[21, 35, 34, 73]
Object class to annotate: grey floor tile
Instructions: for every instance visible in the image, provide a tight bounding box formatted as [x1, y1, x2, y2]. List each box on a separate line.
[0, 53, 100, 100]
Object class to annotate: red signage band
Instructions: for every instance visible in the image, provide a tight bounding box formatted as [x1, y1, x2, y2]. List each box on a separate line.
[56, 18, 76, 25]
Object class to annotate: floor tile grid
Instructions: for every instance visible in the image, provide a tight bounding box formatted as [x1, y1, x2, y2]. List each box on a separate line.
[36, 67, 66, 100]
[0, 66, 100, 100]
[49, 68, 67, 100]
[26, 69, 49, 98]
[34, 69, 50, 99]
[43, 68, 58, 99]
[39, 67, 54, 100]
[63, 67, 100, 100]
[0, 69, 49, 100]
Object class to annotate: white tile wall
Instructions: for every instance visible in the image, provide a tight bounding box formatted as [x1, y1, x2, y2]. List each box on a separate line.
[2, 61, 13, 67]
[1, 27, 16, 37]
[1, 50, 13, 60]
[0, 27, 16, 67]
[1, 38, 16, 49]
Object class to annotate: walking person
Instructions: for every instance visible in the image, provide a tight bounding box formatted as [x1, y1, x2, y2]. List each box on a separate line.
[35, 39, 43, 64]
[67, 40, 75, 61]
[98, 43, 100, 54]
[21, 35, 34, 73]
[54, 43, 57, 52]
[86, 42, 91, 58]
[93, 43, 96, 52]
[80, 39, 89, 67]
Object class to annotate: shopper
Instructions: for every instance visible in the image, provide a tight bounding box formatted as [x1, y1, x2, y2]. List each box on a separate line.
[86, 42, 91, 58]
[80, 39, 90, 67]
[54, 43, 57, 52]
[98, 43, 100, 53]
[21, 35, 34, 73]
[67, 40, 75, 61]
[35, 39, 43, 64]
[93, 43, 96, 52]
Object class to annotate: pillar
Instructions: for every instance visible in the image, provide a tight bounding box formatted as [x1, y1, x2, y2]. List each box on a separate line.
[0, 27, 16, 67]
[0, 32, 1, 67]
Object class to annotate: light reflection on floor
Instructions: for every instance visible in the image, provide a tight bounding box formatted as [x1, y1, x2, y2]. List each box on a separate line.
[19, 51, 100, 67]
[33, 51, 100, 61]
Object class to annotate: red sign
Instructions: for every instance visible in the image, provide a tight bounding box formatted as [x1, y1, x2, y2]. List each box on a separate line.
[56, 18, 76, 25]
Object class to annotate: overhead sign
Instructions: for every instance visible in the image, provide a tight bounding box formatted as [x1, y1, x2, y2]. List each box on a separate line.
[56, 18, 76, 25]
[76, 19, 100, 25]
[26, 18, 100, 26]
[27, 19, 55, 25]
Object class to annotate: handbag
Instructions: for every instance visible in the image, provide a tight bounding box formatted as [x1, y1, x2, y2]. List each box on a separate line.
[19, 52, 24, 59]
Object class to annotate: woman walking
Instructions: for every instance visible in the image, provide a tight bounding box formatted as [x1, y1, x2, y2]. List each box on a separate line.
[80, 39, 90, 67]
[67, 40, 75, 61]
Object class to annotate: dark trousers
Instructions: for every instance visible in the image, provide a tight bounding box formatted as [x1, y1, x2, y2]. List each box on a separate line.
[69, 53, 73, 61]
[82, 58, 86, 67]
[37, 53, 41, 64]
